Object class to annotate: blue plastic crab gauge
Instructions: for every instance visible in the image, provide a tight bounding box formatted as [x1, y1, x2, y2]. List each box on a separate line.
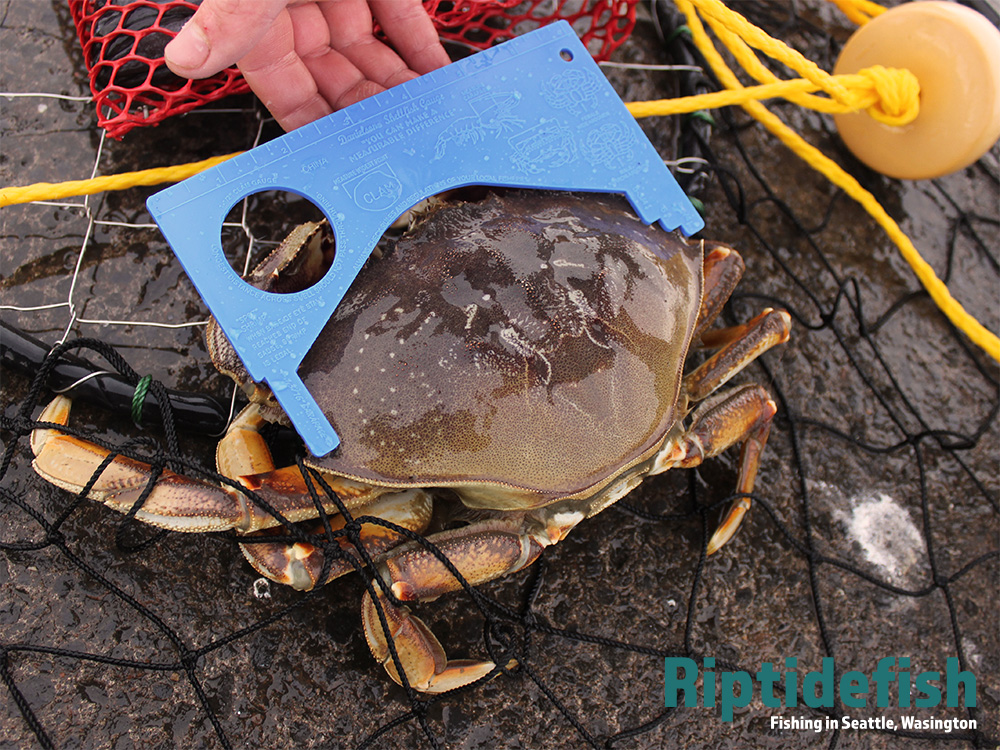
[147, 21, 704, 456]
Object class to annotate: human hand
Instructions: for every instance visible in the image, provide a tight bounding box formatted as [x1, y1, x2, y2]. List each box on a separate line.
[164, 0, 451, 131]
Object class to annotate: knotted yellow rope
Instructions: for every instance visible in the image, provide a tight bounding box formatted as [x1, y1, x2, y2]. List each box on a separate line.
[666, 0, 999, 362]
[626, 65, 919, 126]
[857, 64, 920, 126]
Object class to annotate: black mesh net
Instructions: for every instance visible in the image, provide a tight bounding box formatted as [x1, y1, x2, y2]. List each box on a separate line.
[2, 2, 997, 748]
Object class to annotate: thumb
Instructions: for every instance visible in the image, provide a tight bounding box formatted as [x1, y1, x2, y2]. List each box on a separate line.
[165, 0, 290, 78]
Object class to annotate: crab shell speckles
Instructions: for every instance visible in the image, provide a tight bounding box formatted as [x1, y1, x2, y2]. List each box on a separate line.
[268, 191, 705, 509]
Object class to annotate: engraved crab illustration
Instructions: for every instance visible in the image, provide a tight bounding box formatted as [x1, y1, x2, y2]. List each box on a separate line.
[31, 190, 790, 693]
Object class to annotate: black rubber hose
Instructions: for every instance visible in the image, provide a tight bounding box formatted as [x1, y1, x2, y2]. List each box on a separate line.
[1, 320, 230, 434]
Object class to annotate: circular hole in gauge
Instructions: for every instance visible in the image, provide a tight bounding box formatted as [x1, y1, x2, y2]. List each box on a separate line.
[221, 190, 335, 294]
[559, 48, 573, 62]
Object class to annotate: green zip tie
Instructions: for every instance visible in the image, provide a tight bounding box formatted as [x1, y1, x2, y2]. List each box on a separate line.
[132, 374, 152, 425]
[686, 110, 716, 126]
[666, 25, 693, 45]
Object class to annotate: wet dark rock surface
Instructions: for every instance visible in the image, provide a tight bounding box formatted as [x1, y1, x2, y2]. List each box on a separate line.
[2, 2, 997, 748]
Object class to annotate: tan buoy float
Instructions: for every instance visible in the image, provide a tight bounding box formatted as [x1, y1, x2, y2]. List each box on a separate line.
[833, 1, 1000, 180]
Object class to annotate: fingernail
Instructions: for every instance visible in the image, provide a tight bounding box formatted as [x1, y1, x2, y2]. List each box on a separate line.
[165, 24, 210, 71]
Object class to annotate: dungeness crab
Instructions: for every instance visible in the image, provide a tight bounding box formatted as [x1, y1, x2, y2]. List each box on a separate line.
[32, 190, 790, 693]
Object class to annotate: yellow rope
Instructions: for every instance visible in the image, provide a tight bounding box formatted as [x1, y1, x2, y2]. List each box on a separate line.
[683, 3, 918, 125]
[627, 66, 919, 125]
[670, 0, 999, 362]
[0, 152, 241, 208]
[0, 0, 995, 361]
[828, 0, 886, 25]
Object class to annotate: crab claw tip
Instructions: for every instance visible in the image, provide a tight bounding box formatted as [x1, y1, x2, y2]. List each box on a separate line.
[706, 502, 749, 555]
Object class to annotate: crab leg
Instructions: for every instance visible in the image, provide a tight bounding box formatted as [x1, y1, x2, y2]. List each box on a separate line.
[670, 303, 790, 554]
[31, 396, 250, 532]
[362, 522, 544, 692]
[240, 489, 433, 591]
[693, 243, 746, 339]
[30, 397, 392, 535]
[654, 383, 777, 554]
[684, 308, 791, 403]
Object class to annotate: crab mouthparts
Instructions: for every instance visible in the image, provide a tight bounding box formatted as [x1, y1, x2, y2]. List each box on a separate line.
[543, 510, 586, 545]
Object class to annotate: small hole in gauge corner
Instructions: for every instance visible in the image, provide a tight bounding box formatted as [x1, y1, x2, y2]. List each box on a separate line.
[221, 190, 334, 294]
[559, 49, 573, 62]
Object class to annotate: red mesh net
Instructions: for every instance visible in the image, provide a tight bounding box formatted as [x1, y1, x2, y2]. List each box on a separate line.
[432, 0, 638, 62]
[69, 0, 250, 139]
[70, 0, 638, 139]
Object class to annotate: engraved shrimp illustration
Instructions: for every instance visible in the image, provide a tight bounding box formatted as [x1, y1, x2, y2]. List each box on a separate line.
[434, 91, 525, 158]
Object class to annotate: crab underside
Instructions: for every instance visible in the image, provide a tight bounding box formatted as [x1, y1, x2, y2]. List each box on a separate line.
[32, 190, 790, 692]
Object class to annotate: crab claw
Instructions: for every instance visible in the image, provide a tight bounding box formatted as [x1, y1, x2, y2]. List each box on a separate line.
[31, 396, 252, 532]
[240, 489, 434, 591]
[362, 588, 498, 693]
[359, 522, 542, 692]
